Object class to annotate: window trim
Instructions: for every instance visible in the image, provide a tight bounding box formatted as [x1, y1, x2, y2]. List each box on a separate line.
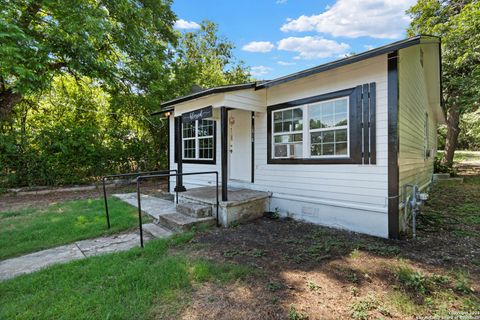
[181, 119, 217, 165]
[267, 87, 363, 165]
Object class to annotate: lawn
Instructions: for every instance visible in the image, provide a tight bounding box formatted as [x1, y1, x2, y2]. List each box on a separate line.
[453, 150, 480, 162]
[0, 197, 142, 260]
[0, 172, 479, 319]
[0, 232, 252, 320]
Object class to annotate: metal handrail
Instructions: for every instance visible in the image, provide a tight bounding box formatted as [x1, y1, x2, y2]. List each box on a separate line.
[102, 170, 177, 229]
[136, 171, 220, 248]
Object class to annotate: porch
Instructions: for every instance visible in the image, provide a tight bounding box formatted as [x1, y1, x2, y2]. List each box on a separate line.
[158, 83, 267, 202]
[114, 187, 270, 230]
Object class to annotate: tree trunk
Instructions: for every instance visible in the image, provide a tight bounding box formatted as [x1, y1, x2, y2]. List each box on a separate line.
[0, 89, 22, 121]
[442, 106, 461, 165]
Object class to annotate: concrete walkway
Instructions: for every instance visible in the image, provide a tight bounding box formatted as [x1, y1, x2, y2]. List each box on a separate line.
[0, 223, 173, 281]
[113, 193, 177, 220]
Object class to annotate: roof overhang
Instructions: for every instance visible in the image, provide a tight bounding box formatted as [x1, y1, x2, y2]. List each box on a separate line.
[256, 35, 440, 89]
[152, 35, 441, 116]
[151, 82, 257, 116]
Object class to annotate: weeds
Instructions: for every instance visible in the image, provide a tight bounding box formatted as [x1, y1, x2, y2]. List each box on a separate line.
[250, 249, 266, 257]
[266, 281, 283, 292]
[288, 304, 308, 320]
[222, 249, 244, 258]
[350, 294, 378, 320]
[307, 281, 320, 291]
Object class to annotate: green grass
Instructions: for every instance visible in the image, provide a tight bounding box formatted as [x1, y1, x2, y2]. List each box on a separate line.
[453, 150, 480, 162]
[0, 197, 143, 260]
[0, 233, 253, 320]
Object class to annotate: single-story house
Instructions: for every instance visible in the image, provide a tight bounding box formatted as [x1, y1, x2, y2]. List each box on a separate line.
[153, 35, 443, 239]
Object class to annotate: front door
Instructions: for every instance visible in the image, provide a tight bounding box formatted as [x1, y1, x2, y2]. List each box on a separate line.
[228, 110, 252, 182]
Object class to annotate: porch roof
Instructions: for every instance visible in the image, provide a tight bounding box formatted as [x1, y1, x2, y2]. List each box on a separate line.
[152, 82, 258, 114]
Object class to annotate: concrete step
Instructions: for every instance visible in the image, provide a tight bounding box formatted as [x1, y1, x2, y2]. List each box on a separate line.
[158, 213, 216, 232]
[142, 223, 174, 238]
[176, 202, 212, 218]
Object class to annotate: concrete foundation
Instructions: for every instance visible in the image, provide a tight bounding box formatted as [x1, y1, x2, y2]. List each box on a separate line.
[177, 187, 271, 227]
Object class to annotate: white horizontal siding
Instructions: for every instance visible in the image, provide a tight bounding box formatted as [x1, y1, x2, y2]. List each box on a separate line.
[398, 45, 439, 232]
[250, 54, 389, 215]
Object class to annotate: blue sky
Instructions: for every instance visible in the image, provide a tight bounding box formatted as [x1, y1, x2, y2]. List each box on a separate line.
[172, 0, 416, 79]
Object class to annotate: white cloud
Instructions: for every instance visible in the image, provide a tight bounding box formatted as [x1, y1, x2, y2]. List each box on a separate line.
[250, 66, 272, 76]
[280, 0, 416, 39]
[277, 36, 350, 60]
[276, 0, 288, 4]
[242, 41, 275, 53]
[174, 19, 201, 30]
[277, 61, 296, 66]
[363, 44, 375, 50]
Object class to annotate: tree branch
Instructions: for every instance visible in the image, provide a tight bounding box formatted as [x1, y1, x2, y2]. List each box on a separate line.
[18, 0, 44, 30]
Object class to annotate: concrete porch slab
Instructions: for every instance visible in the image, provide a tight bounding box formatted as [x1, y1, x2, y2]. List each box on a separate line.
[179, 187, 270, 207]
[178, 187, 271, 227]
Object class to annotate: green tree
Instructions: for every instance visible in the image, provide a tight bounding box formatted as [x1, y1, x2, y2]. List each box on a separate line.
[169, 20, 251, 97]
[0, 17, 252, 188]
[407, 0, 480, 165]
[0, 0, 177, 121]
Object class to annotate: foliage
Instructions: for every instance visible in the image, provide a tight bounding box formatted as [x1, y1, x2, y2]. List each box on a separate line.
[408, 0, 480, 114]
[433, 153, 454, 174]
[0, 0, 177, 120]
[0, 18, 250, 188]
[0, 76, 161, 186]
[0, 197, 142, 259]
[438, 111, 480, 151]
[457, 111, 480, 151]
[169, 20, 251, 96]
[407, 0, 480, 163]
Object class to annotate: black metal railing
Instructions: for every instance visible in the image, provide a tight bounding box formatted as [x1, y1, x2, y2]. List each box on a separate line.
[102, 170, 177, 229]
[136, 171, 219, 248]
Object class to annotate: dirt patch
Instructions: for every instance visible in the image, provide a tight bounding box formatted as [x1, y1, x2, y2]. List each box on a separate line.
[173, 166, 480, 319]
[0, 181, 168, 212]
[177, 218, 479, 319]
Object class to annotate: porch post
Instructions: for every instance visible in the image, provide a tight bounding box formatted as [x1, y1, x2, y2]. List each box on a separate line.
[174, 116, 186, 192]
[220, 107, 228, 201]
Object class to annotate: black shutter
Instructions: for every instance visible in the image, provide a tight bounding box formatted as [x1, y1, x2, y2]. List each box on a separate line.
[355, 83, 376, 165]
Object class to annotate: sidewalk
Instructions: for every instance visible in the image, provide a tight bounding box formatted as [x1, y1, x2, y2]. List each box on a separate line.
[0, 225, 169, 281]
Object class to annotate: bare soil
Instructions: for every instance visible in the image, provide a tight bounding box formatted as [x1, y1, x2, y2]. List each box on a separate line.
[174, 165, 480, 320]
[0, 181, 168, 212]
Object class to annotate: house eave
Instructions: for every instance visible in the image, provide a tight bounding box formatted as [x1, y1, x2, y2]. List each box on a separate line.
[151, 35, 440, 117]
[151, 82, 258, 116]
[256, 35, 440, 90]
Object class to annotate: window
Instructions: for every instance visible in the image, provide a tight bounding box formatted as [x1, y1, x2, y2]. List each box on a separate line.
[273, 107, 303, 158]
[271, 97, 349, 159]
[424, 112, 430, 159]
[309, 98, 349, 157]
[267, 84, 376, 165]
[182, 119, 215, 162]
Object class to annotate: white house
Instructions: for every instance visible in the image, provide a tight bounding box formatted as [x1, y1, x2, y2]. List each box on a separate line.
[153, 35, 443, 239]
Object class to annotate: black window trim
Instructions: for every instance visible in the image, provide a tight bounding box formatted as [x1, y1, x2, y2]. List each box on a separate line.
[267, 87, 362, 165]
[175, 118, 217, 165]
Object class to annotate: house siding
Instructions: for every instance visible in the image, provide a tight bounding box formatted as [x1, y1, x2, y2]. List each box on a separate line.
[166, 47, 440, 239]
[250, 55, 390, 237]
[397, 45, 438, 233]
